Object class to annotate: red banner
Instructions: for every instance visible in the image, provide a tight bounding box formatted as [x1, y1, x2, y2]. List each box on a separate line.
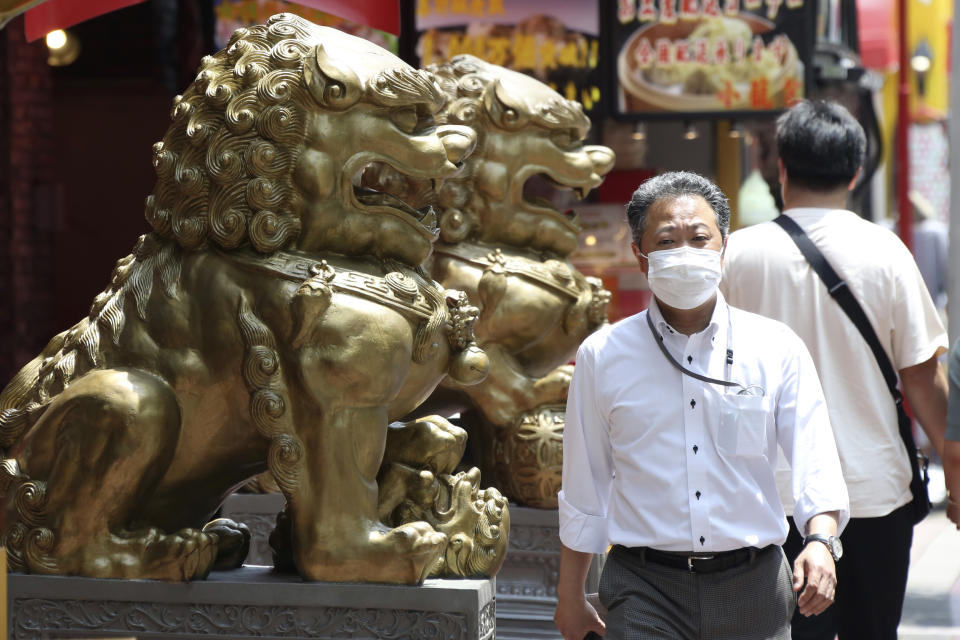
[24, 0, 398, 42]
[24, 0, 146, 42]
[293, 0, 399, 35]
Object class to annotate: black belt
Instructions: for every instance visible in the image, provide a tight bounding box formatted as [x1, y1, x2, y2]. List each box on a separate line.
[614, 544, 770, 573]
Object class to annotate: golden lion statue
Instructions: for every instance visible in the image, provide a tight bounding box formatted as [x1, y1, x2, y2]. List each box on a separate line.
[0, 15, 509, 584]
[365, 55, 615, 508]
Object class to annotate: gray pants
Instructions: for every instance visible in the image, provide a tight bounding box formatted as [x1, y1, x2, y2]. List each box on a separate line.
[599, 545, 796, 640]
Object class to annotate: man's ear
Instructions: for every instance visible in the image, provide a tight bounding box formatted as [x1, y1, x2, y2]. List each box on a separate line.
[631, 242, 648, 276]
[848, 166, 862, 192]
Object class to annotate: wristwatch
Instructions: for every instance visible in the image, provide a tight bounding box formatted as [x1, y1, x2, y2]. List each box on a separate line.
[803, 533, 843, 561]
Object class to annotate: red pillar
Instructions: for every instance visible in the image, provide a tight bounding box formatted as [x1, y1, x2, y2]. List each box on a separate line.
[897, 0, 913, 252]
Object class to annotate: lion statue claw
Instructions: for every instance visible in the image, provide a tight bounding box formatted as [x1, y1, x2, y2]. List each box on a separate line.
[0, 15, 506, 584]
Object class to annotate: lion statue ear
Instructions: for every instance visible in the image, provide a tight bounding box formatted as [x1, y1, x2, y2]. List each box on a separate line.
[304, 43, 361, 111]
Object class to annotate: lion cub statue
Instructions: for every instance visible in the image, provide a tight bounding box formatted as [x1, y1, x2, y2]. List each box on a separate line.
[365, 55, 615, 508]
[0, 15, 509, 584]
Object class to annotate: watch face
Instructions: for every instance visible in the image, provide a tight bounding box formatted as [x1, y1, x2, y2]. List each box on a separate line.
[830, 537, 843, 560]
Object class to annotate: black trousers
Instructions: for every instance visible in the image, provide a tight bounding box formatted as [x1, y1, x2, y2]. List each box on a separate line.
[783, 503, 914, 640]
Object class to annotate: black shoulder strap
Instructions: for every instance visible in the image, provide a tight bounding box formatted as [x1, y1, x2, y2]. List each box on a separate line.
[772, 214, 923, 476]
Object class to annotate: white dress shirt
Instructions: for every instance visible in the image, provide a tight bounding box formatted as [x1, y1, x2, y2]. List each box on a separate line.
[558, 292, 849, 555]
[721, 209, 948, 517]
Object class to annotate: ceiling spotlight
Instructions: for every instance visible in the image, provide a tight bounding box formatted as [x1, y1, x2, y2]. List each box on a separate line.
[632, 122, 647, 141]
[683, 121, 699, 140]
[728, 120, 743, 138]
[45, 29, 81, 67]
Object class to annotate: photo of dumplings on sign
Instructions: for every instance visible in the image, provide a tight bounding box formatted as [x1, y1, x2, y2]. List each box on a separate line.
[614, 1, 811, 115]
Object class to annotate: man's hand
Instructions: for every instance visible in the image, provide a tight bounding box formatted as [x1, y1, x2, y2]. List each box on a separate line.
[793, 540, 837, 616]
[554, 595, 605, 640]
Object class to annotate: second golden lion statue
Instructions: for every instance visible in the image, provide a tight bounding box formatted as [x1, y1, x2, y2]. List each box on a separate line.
[0, 14, 509, 584]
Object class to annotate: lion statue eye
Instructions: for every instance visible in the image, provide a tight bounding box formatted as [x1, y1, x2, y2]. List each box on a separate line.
[550, 129, 579, 150]
[391, 107, 419, 133]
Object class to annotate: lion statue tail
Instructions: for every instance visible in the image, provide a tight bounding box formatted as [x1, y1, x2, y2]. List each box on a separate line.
[0, 233, 182, 457]
[0, 328, 67, 457]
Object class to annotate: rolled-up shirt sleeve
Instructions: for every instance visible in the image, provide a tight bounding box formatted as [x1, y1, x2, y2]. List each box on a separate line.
[776, 329, 850, 537]
[558, 340, 613, 554]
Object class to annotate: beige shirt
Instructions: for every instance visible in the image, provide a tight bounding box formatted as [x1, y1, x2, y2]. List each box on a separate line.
[721, 208, 948, 518]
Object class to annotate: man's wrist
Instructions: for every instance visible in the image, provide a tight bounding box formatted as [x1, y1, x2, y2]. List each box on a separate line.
[802, 533, 842, 561]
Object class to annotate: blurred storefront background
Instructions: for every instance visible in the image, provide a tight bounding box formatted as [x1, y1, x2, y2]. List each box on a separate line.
[0, 0, 956, 379]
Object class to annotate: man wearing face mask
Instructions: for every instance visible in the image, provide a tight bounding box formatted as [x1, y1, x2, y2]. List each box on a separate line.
[554, 171, 849, 640]
[721, 100, 950, 640]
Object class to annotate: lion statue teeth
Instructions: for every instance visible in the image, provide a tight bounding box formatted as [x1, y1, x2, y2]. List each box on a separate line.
[370, 55, 615, 508]
[0, 15, 508, 584]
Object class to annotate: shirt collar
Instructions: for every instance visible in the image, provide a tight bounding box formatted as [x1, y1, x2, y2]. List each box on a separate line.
[783, 207, 848, 221]
[647, 291, 727, 342]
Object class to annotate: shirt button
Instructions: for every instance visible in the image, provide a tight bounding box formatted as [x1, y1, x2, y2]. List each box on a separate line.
[687, 355, 693, 364]
[699, 536, 706, 545]
[695, 491, 701, 500]
[690, 399, 696, 409]
[692, 445, 699, 454]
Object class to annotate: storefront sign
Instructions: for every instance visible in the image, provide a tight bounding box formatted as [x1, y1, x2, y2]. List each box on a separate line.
[613, 0, 814, 116]
[411, 1, 602, 112]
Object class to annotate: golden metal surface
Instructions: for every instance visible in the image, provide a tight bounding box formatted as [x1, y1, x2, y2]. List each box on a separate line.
[368, 55, 615, 508]
[0, 15, 504, 584]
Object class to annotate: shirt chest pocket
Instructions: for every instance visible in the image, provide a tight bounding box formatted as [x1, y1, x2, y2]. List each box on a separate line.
[717, 394, 772, 458]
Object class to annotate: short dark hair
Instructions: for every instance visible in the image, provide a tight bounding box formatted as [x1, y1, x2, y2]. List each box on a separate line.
[776, 100, 866, 191]
[626, 171, 730, 245]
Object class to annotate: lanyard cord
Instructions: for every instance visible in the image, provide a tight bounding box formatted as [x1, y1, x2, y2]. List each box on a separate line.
[645, 310, 740, 388]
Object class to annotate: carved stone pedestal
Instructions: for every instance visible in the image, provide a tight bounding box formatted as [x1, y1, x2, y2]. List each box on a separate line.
[495, 506, 603, 640]
[219, 495, 603, 639]
[9, 567, 496, 640]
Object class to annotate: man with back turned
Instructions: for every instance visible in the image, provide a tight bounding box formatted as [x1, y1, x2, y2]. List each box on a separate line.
[721, 99, 950, 640]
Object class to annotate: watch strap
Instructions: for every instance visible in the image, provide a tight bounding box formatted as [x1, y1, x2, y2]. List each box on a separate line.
[803, 533, 838, 560]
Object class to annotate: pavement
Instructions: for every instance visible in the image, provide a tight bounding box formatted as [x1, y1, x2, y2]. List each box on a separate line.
[899, 506, 960, 639]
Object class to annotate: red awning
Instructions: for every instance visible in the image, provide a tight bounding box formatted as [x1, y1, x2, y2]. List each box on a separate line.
[22, 0, 400, 42]
[292, 0, 399, 35]
[24, 0, 146, 42]
[857, 0, 898, 71]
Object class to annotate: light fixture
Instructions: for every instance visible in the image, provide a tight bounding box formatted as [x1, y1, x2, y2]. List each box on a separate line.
[45, 29, 67, 49]
[728, 120, 743, 138]
[45, 28, 81, 66]
[585, 234, 598, 246]
[683, 121, 699, 140]
[910, 39, 933, 97]
[631, 122, 647, 141]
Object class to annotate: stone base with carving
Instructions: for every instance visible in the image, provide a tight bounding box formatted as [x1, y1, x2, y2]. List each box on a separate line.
[220, 495, 603, 639]
[9, 567, 495, 640]
[495, 505, 603, 640]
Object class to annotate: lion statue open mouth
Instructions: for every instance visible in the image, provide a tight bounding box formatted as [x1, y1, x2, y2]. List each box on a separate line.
[0, 15, 509, 584]
[365, 55, 615, 508]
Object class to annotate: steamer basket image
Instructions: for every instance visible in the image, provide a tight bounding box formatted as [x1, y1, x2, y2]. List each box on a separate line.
[617, 14, 802, 113]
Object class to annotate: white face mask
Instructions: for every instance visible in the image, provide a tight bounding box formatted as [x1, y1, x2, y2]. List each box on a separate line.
[640, 245, 722, 310]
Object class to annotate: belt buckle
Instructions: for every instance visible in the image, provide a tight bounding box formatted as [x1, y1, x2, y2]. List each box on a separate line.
[687, 554, 714, 572]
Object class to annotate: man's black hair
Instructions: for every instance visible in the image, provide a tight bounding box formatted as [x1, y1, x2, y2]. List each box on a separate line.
[776, 100, 866, 192]
[626, 171, 730, 245]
